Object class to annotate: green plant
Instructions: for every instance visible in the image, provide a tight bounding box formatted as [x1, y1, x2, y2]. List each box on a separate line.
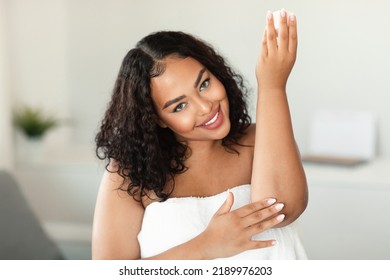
[14, 106, 59, 138]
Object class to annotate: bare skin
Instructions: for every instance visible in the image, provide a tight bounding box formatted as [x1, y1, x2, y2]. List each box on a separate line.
[251, 10, 308, 225]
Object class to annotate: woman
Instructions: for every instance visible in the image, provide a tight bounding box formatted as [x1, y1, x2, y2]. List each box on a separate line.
[93, 10, 308, 260]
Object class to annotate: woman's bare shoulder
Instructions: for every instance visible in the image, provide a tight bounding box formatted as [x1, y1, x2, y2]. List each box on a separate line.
[92, 165, 145, 259]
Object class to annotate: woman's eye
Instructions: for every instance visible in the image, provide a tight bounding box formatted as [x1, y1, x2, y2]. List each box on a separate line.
[199, 78, 210, 92]
[173, 102, 187, 112]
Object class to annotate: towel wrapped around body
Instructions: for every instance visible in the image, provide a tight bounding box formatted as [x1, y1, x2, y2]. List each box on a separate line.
[138, 184, 307, 259]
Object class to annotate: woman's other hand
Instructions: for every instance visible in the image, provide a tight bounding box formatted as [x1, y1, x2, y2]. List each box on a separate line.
[199, 192, 285, 259]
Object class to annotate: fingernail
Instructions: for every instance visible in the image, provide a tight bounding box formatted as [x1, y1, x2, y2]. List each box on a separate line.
[289, 13, 296, 22]
[280, 8, 286, 18]
[274, 203, 284, 211]
[267, 11, 273, 21]
[267, 198, 276, 205]
[276, 214, 285, 221]
[271, 240, 277, 246]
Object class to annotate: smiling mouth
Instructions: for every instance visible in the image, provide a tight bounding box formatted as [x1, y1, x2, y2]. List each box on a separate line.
[197, 107, 221, 128]
[203, 111, 219, 126]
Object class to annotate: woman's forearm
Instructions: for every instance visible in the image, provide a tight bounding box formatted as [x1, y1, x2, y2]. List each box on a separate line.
[251, 88, 308, 226]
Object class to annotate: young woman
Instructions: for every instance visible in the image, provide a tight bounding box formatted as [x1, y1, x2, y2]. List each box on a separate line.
[93, 10, 308, 260]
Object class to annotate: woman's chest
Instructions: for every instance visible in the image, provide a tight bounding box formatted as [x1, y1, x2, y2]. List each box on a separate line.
[142, 145, 254, 207]
[167, 146, 253, 198]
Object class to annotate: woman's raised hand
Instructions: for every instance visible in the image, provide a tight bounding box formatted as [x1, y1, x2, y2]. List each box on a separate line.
[199, 192, 285, 259]
[256, 9, 298, 92]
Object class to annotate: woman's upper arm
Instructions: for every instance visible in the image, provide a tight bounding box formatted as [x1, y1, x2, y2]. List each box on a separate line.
[92, 169, 144, 259]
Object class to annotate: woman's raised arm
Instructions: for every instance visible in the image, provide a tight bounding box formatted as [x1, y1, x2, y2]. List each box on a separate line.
[251, 10, 308, 226]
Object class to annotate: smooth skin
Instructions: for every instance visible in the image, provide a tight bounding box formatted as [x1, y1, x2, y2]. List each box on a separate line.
[251, 10, 308, 225]
[92, 10, 307, 259]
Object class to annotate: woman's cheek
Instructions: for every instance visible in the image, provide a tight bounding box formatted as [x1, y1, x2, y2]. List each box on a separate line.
[166, 114, 195, 134]
[215, 82, 228, 100]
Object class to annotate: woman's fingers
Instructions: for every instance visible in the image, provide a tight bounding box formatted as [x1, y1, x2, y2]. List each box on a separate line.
[246, 213, 285, 237]
[288, 14, 298, 55]
[214, 191, 234, 216]
[257, 10, 298, 89]
[242, 213, 286, 251]
[277, 9, 289, 51]
[234, 197, 276, 217]
[261, 28, 268, 57]
[205, 196, 284, 257]
[266, 11, 278, 54]
[245, 239, 277, 251]
[264, 9, 297, 55]
[232, 197, 284, 228]
[242, 202, 285, 228]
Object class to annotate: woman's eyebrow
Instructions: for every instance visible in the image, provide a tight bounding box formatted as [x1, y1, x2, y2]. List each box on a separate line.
[194, 67, 207, 88]
[162, 67, 207, 110]
[163, 95, 186, 110]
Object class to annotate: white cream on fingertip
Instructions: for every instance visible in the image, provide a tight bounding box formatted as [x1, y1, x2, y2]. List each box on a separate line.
[272, 10, 281, 31]
[272, 9, 292, 35]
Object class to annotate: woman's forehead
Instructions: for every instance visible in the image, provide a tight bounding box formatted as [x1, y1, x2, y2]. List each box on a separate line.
[150, 57, 205, 103]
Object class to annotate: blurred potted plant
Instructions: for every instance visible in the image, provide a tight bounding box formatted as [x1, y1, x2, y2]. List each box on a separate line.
[14, 105, 59, 139]
[13, 105, 59, 162]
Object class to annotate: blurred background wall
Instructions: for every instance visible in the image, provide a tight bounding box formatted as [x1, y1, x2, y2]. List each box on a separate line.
[1, 0, 389, 259]
[0, 0, 13, 171]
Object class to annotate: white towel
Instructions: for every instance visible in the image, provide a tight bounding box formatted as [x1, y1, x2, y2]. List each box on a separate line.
[138, 184, 307, 259]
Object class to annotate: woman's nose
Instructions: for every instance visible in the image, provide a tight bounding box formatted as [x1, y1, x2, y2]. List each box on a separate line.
[194, 95, 212, 115]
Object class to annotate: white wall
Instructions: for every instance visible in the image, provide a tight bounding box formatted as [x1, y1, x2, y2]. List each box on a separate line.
[6, 0, 72, 157]
[289, 0, 390, 157]
[0, 0, 13, 171]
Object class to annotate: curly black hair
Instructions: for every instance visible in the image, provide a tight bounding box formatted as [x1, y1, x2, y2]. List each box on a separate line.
[95, 31, 251, 201]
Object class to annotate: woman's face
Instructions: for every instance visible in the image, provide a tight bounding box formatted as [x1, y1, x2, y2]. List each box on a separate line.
[151, 56, 230, 143]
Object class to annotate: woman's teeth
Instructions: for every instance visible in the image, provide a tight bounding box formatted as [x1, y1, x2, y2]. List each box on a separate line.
[204, 111, 219, 126]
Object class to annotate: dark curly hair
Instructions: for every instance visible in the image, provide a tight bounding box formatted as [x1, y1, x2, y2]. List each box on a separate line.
[95, 31, 251, 201]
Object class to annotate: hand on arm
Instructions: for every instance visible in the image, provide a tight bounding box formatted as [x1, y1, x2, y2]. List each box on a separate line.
[251, 10, 308, 226]
[146, 192, 285, 259]
[190, 192, 285, 259]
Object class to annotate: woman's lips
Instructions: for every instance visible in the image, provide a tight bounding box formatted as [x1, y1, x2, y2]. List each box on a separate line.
[198, 107, 223, 130]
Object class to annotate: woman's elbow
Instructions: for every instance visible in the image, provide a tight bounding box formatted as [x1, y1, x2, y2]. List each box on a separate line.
[277, 182, 308, 227]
